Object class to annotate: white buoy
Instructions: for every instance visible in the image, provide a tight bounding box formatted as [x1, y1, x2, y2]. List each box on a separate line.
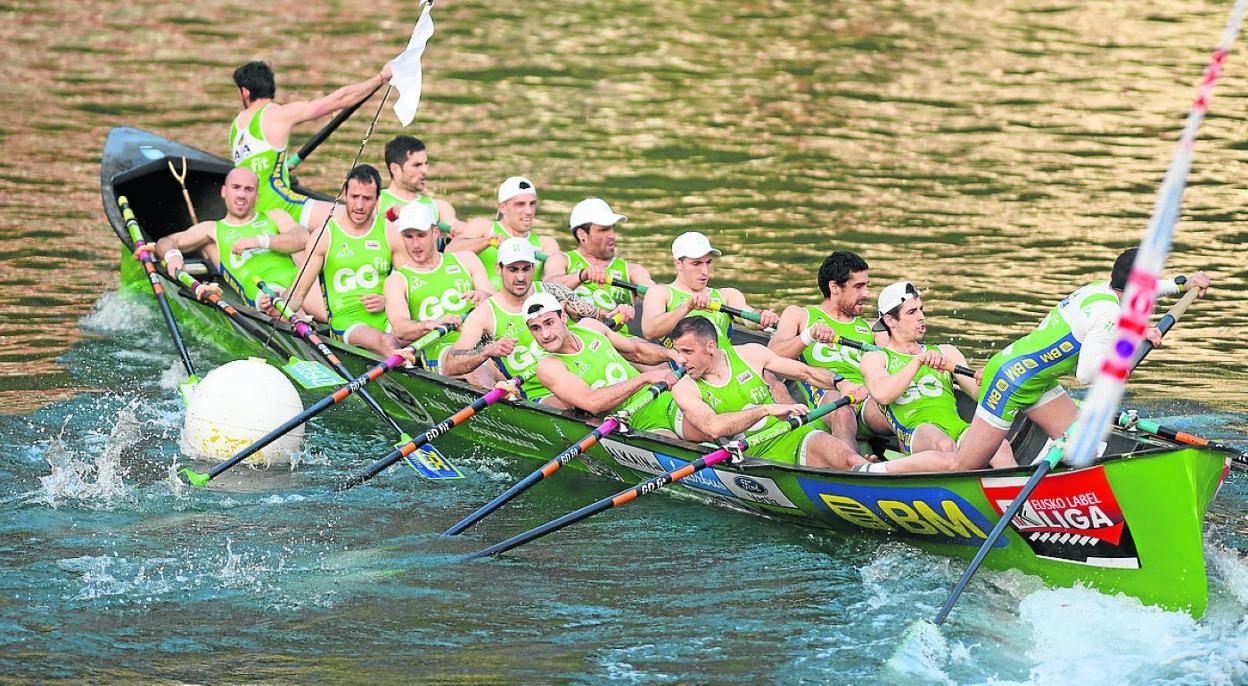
[181, 357, 304, 467]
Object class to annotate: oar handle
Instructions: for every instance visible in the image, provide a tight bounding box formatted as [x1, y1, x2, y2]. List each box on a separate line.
[830, 333, 976, 379]
[604, 277, 773, 328]
[486, 236, 549, 262]
[288, 84, 382, 169]
[1132, 287, 1200, 367]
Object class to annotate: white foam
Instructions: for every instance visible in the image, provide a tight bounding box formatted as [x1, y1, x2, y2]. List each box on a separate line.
[80, 289, 155, 333]
[30, 404, 141, 509]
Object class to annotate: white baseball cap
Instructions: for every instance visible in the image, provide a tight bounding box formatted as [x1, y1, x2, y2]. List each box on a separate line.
[569, 198, 627, 230]
[395, 201, 437, 233]
[498, 176, 537, 204]
[522, 292, 563, 322]
[671, 231, 722, 260]
[872, 281, 921, 332]
[497, 237, 538, 265]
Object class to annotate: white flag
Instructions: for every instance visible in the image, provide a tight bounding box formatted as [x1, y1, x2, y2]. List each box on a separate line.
[391, 3, 435, 126]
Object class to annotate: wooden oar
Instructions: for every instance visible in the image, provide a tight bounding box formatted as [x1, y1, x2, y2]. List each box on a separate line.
[932, 287, 1202, 625]
[463, 395, 853, 560]
[1116, 411, 1247, 469]
[119, 196, 198, 401]
[443, 368, 686, 536]
[335, 376, 525, 491]
[825, 331, 976, 379]
[603, 275, 772, 329]
[286, 85, 382, 170]
[178, 318, 463, 487]
[255, 280, 410, 440]
[166, 157, 199, 224]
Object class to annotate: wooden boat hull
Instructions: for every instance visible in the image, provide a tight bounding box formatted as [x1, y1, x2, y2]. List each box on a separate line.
[101, 127, 1231, 616]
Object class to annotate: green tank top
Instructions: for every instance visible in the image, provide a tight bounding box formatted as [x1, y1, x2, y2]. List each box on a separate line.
[878, 345, 967, 451]
[564, 251, 632, 311]
[230, 104, 304, 214]
[319, 214, 392, 335]
[665, 285, 732, 346]
[397, 253, 473, 365]
[692, 345, 780, 439]
[797, 307, 874, 405]
[550, 323, 636, 390]
[378, 189, 439, 223]
[213, 212, 297, 306]
[480, 222, 545, 290]
[488, 283, 548, 399]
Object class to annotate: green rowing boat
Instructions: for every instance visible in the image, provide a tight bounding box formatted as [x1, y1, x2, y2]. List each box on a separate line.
[100, 126, 1232, 616]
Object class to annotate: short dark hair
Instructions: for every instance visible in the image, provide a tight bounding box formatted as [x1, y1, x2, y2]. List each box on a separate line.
[1111, 248, 1137, 291]
[818, 251, 869, 298]
[670, 316, 718, 344]
[233, 61, 275, 100]
[571, 223, 592, 242]
[345, 164, 382, 193]
[384, 136, 427, 177]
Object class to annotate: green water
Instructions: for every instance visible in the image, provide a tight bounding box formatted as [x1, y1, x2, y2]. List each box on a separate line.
[1, 0, 1247, 682]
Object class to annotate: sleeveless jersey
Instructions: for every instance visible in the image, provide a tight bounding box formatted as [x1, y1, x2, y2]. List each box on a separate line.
[480, 222, 545, 290]
[319, 214, 392, 335]
[488, 283, 548, 399]
[878, 345, 967, 453]
[692, 345, 779, 440]
[213, 212, 297, 306]
[564, 251, 632, 311]
[396, 253, 474, 368]
[545, 323, 675, 432]
[379, 189, 440, 224]
[797, 307, 874, 405]
[229, 104, 308, 217]
[664, 285, 732, 346]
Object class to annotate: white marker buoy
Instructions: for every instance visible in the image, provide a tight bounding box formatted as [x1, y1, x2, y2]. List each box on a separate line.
[181, 357, 304, 466]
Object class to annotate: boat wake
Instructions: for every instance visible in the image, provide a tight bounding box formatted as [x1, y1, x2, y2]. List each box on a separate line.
[80, 289, 154, 333]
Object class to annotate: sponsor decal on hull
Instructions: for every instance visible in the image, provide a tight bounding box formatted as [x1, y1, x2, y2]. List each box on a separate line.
[980, 466, 1139, 569]
[599, 439, 798, 509]
[797, 479, 1000, 547]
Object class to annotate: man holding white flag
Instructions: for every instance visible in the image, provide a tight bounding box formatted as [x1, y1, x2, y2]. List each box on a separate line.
[390, 2, 436, 126]
[859, 250, 1209, 474]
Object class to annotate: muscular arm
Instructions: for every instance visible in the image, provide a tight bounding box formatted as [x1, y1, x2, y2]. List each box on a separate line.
[267, 70, 389, 136]
[457, 251, 496, 295]
[541, 281, 598, 321]
[154, 221, 216, 270]
[383, 273, 437, 343]
[284, 231, 329, 313]
[860, 349, 920, 405]
[670, 377, 773, 442]
[442, 308, 495, 377]
[536, 357, 657, 416]
[542, 252, 583, 290]
[748, 343, 839, 388]
[626, 262, 656, 288]
[579, 318, 677, 366]
[445, 218, 494, 252]
[640, 284, 685, 339]
[768, 305, 811, 359]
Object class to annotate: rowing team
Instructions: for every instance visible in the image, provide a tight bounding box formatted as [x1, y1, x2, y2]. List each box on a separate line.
[146, 59, 1210, 474]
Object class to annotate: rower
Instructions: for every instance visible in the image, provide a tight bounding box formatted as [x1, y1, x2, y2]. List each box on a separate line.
[668, 316, 867, 469]
[378, 135, 463, 236]
[442, 238, 558, 396]
[383, 201, 494, 374]
[768, 250, 889, 445]
[446, 176, 560, 290]
[521, 292, 681, 435]
[640, 231, 779, 344]
[280, 165, 407, 357]
[542, 198, 656, 324]
[230, 60, 390, 225]
[857, 282, 1014, 471]
[867, 250, 1211, 474]
[154, 167, 311, 309]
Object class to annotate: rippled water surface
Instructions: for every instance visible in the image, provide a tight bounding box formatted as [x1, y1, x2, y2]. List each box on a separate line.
[2, 0, 1247, 683]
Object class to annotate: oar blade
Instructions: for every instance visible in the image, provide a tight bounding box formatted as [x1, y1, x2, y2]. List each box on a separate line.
[403, 443, 463, 480]
[178, 467, 210, 488]
[282, 357, 345, 390]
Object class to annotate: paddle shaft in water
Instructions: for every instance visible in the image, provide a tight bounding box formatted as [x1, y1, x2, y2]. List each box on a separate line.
[442, 368, 686, 536]
[933, 286, 1203, 625]
[178, 319, 461, 487]
[256, 280, 407, 438]
[464, 395, 852, 560]
[287, 84, 381, 169]
[119, 196, 197, 381]
[337, 377, 523, 491]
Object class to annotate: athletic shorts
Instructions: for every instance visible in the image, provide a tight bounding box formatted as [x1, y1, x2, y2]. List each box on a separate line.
[975, 349, 1069, 431]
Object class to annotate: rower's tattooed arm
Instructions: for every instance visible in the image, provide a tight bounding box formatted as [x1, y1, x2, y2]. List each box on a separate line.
[540, 281, 598, 320]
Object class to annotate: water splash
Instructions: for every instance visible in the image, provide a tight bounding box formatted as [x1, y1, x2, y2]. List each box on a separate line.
[79, 289, 154, 333]
[30, 404, 142, 508]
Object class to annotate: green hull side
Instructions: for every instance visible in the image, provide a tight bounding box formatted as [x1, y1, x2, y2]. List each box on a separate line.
[119, 250, 1227, 616]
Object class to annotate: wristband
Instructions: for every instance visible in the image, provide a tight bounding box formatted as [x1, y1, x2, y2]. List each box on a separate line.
[579, 268, 587, 283]
[799, 328, 815, 346]
[258, 234, 271, 250]
[163, 249, 183, 263]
